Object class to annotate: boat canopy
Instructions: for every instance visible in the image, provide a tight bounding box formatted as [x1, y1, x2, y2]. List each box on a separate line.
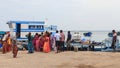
[7, 21, 45, 24]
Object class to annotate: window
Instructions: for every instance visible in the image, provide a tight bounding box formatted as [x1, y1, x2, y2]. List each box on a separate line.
[29, 25, 44, 30]
[29, 25, 36, 29]
[41, 25, 44, 29]
[37, 26, 41, 29]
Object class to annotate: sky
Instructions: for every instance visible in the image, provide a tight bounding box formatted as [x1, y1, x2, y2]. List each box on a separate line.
[0, 0, 120, 31]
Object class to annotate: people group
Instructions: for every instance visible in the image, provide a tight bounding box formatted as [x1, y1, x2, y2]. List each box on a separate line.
[26, 30, 72, 54]
[0, 29, 117, 58]
[0, 32, 18, 58]
[0, 30, 72, 58]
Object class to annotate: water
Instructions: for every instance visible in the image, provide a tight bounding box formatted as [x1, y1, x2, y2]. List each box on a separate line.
[64, 31, 120, 42]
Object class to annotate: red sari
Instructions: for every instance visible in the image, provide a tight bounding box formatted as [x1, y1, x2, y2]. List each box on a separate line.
[12, 40, 18, 58]
[43, 37, 50, 53]
[2, 41, 7, 54]
[13, 44, 18, 58]
[35, 38, 40, 51]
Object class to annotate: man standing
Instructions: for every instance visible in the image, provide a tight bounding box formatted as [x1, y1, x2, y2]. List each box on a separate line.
[111, 30, 117, 51]
[66, 31, 72, 51]
[60, 30, 65, 51]
[54, 30, 61, 53]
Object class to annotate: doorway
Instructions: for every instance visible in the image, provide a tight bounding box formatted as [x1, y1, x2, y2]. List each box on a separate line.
[16, 23, 21, 38]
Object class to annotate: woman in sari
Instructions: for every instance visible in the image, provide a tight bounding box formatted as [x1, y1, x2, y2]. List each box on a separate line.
[2, 33, 8, 54]
[12, 39, 18, 58]
[12, 33, 19, 58]
[35, 34, 41, 52]
[43, 32, 50, 53]
[32, 33, 38, 51]
[2, 41, 7, 54]
[39, 35, 44, 51]
[27, 32, 34, 53]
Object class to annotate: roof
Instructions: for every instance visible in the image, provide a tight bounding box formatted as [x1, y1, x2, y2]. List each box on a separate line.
[7, 21, 45, 24]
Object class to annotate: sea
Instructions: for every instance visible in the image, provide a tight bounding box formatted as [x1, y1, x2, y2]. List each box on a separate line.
[63, 31, 120, 42]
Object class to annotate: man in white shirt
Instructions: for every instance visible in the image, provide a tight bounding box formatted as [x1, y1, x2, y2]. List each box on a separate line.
[54, 30, 61, 53]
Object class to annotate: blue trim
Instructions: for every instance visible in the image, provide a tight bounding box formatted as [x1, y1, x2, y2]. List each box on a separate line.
[28, 28, 44, 30]
[17, 38, 28, 41]
[7, 21, 45, 24]
[13, 29, 44, 32]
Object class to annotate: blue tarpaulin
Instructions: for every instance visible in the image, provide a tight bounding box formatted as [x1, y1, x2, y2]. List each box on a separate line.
[0, 31, 6, 35]
[83, 32, 92, 37]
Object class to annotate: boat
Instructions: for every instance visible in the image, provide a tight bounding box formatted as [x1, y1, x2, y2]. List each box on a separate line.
[7, 21, 57, 41]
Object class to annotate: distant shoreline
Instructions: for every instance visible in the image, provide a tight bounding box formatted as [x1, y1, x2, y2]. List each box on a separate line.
[63, 30, 112, 32]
